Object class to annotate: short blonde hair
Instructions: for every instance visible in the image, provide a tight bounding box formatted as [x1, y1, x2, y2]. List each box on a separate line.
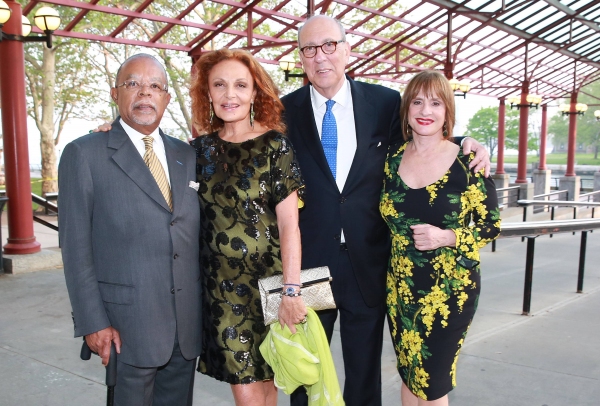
[400, 70, 455, 141]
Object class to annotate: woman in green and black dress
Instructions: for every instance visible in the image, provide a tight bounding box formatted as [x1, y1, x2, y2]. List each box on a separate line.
[379, 70, 500, 405]
[190, 49, 306, 406]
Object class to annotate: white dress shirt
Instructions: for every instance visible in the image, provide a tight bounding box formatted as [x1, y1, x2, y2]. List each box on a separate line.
[120, 119, 171, 187]
[310, 78, 356, 192]
[310, 78, 357, 243]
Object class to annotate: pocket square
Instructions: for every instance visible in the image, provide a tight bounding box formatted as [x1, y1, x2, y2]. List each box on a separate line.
[188, 181, 200, 191]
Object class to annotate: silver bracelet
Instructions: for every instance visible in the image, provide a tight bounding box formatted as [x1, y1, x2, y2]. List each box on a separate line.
[281, 286, 302, 297]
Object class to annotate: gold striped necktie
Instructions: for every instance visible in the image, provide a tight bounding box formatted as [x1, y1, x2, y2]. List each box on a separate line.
[142, 136, 173, 211]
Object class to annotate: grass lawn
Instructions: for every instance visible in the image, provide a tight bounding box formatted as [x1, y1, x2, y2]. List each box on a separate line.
[494, 153, 600, 166]
[1, 178, 44, 210]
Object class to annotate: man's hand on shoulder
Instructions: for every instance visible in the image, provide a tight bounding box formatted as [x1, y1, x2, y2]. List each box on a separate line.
[462, 137, 491, 177]
[92, 122, 112, 133]
[85, 326, 121, 366]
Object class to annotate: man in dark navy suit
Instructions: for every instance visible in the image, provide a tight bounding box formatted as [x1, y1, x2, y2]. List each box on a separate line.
[282, 15, 489, 406]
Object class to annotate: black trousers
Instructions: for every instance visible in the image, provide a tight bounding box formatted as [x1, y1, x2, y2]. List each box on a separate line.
[291, 246, 386, 406]
[114, 334, 196, 406]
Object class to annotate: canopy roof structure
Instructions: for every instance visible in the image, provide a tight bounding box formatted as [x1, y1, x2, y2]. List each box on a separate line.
[19, 0, 600, 101]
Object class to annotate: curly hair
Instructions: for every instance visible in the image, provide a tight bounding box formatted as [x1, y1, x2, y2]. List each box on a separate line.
[400, 70, 455, 142]
[190, 49, 286, 135]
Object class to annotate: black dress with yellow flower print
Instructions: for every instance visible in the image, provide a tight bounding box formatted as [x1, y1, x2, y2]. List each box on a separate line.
[192, 130, 304, 384]
[379, 142, 500, 400]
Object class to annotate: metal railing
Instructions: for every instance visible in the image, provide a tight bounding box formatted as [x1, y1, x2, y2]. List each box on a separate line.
[31, 193, 58, 232]
[579, 190, 600, 218]
[499, 218, 600, 315]
[517, 199, 600, 223]
[531, 190, 568, 214]
[496, 186, 520, 208]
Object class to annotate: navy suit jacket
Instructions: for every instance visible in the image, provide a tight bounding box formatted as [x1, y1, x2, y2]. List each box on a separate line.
[282, 77, 402, 307]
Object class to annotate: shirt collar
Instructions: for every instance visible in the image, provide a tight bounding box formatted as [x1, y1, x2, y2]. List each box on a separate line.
[310, 76, 350, 110]
[120, 118, 160, 141]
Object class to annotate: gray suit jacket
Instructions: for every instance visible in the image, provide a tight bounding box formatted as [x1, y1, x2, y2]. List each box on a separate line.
[58, 119, 202, 367]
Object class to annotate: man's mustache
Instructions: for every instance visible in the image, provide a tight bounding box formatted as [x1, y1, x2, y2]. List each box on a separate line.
[133, 101, 157, 111]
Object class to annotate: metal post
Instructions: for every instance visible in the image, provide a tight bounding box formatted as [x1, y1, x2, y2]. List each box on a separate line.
[539, 105, 548, 170]
[550, 206, 555, 238]
[521, 206, 527, 242]
[577, 231, 587, 293]
[565, 91, 578, 177]
[515, 79, 529, 183]
[0, 197, 9, 272]
[0, 0, 41, 254]
[496, 98, 506, 175]
[522, 236, 537, 315]
[492, 239, 496, 252]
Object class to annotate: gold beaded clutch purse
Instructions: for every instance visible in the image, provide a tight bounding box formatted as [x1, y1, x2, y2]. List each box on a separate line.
[258, 266, 336, 325]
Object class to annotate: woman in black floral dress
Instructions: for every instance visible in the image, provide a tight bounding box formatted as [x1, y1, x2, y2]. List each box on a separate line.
[189, 49, 306, 406]
[380, 71, 500, 405]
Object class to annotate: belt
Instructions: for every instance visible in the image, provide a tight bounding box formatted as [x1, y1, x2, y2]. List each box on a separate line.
[340, 243, 348, 250]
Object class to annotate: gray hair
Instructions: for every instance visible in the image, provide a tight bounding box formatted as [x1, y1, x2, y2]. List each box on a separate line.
[297, 15, 347, 47]
[115, 53, 168, 88]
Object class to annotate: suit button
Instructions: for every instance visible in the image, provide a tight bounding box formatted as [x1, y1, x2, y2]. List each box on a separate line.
[170, 221, 176, 226]
[173, 253, 179, 259]
[340, 197, 346, 203]
[170, 288, 175, 294]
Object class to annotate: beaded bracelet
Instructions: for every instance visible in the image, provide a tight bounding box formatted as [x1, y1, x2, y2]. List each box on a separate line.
[281, 291, 302, 297]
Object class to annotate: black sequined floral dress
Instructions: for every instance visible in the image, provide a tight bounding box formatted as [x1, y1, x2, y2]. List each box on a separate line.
[192, 130, 304, 384]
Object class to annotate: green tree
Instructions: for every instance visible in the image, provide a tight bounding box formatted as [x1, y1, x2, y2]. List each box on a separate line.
[464, 106, 521, 159]
[548, 80, 600, 160]
[24, 36, 104, 196]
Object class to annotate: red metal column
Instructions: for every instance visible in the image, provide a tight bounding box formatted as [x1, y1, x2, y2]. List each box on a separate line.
[496, 98, 506, 175]
[515, 81, 530, 183]
[539, 104, 548, 170]
[565, 92, 578, 177]
[0, 0, 41, 254]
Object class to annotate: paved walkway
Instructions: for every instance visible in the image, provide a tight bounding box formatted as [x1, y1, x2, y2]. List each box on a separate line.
[1, 208, 599, 405]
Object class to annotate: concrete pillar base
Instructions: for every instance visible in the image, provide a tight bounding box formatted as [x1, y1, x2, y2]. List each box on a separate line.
[1, 248, 63, 274]
[509, 182, 534, 219]
[533, 169, 551, 213]
[559, 176, 580, 202]
[533, 170, 551, 196]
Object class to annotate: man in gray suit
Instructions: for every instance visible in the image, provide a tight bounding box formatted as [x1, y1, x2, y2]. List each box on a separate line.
[59, 54, 202, 406]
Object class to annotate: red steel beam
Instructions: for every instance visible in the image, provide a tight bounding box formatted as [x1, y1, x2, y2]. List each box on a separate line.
[62, 0, 101, 32]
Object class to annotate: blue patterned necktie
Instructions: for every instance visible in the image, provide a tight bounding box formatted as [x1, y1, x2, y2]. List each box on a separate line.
[321, 99, 337, 179]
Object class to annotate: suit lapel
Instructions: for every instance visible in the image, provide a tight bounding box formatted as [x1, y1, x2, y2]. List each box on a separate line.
[108, 119, 172, 213]
[342, 80, 375, 194]
[162, 131, 186, 218]
[293, 86, 338, 188]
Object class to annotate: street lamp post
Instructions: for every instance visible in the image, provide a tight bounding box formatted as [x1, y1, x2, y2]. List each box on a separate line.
[279, 54, 305, 82]
[0, 0, 61, 254]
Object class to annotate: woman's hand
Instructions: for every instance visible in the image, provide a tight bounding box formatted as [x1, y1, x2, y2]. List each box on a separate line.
[278, 294, 307, 334]
[462, 137, 491, 177]
[410, 224, 456, 251]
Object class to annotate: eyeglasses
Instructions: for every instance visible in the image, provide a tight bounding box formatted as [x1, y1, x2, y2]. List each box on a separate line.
[299, 40, 345, 58]
[116, 80, 168, 94]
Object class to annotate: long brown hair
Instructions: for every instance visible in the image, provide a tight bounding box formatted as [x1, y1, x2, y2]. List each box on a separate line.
[400, 70, 455, 141]
[190, 49, 286, 134]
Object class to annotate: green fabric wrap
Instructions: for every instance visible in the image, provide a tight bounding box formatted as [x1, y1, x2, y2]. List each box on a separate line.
[259, 308, 344, 405]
